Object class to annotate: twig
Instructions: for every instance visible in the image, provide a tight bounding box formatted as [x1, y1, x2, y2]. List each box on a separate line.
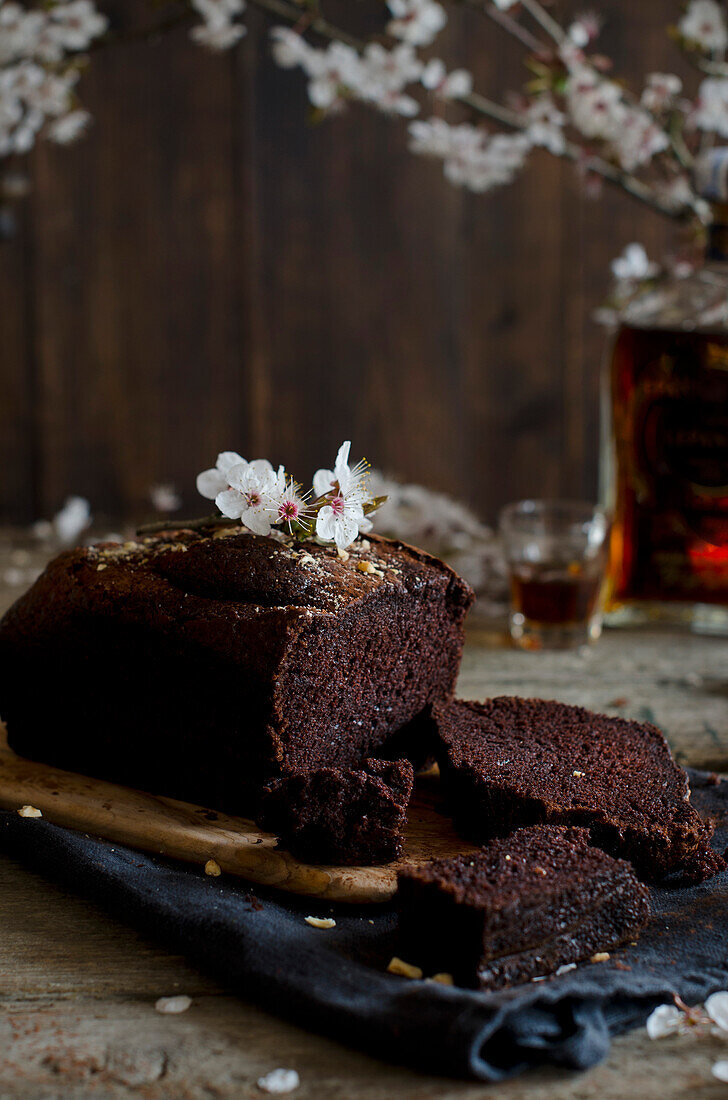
[136, 514, 231, 536]
[519, 0, 566, 45]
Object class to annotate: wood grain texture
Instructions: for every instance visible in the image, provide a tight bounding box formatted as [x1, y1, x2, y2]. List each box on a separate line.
[0, 0, 697, 524]
[0, 729, 479, 903]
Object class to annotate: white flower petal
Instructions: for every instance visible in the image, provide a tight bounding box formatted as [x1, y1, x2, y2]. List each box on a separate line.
[713, 1060, 728, 1083]
[215, 489, 246, 519]
[334, 441, 351, 477]
[248, 458, 275, 478]
[313, 467, 336, 497]
[225, 462, 251, 492]
[197, 469, 228, 499]
[334, 513, 361, 550]
[217, 451, 246, 476]
[241, 507, 272, 536]
[422, 58, 445, 89]
[315, 505, 337, 541]
[705, 991, 728, 1033]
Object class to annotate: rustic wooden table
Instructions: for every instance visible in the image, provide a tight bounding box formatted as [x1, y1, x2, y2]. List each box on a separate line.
[2, 551, 728, 1099]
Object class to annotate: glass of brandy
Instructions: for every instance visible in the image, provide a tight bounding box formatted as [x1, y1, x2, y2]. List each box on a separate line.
[499, 500, 610, 651]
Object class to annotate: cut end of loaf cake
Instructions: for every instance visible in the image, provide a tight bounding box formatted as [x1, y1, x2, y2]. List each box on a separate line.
[433, 697, 725, 884]
[396, 824, 651, 989]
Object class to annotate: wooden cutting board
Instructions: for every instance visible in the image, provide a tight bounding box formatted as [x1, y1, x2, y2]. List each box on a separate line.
[0, 727, 478, 904]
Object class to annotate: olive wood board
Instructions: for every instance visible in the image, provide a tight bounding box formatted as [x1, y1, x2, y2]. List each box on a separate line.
[0, 727, 479, 903]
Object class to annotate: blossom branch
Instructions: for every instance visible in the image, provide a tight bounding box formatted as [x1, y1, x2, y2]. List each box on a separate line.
[519, 0, 566, 46]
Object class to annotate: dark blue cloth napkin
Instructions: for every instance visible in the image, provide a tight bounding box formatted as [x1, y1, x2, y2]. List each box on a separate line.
[1, 769, 727, 1082]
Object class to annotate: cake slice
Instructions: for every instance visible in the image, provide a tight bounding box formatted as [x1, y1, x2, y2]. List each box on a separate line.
[434, 697, 725, 884]
[257, 758, 414, 865]
[396, 825, 650, 989]
[0, 527, 472, 814]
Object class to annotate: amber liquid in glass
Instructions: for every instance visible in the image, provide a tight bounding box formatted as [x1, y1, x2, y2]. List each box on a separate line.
[510, 564, 602, 626]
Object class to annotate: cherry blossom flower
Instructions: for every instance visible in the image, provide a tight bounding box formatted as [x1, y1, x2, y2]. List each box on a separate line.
[679, 0, 728, 53]
[694, 77, 728, 137]
[314, 441, 373, 549]
[566, 68, 624, 140]
[523, 95, 566, 155]
[358, 43, 422, 116]
[641, 73, 683, 112]
[645, 1003, 687, 1039]
[275, 481, 312, 534]
[190, 0, 246, 51]
[611, 242, 660, 282]
[46, 108, 90, 144]
[215, 459, 283, 535]
[196, 451, 246, 500]
[270, 35, 422, 117]
[386, 0, 446, 48]
[46, 1, 108, 53]
[568, 13, 602, 47]
[608, 108, 669, 171]
[409, 118, 530, 194]
[313, 441, 370, 504]
[270, 27, 314, 70]
[305, 41, 362, 112]
[422, 59, 473, 101]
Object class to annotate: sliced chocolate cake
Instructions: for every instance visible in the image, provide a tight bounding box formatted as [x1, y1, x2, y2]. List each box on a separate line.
[258, 758, 414, 865]
[434, 697, 725, 884]
[0, 528, 472, 813]
[396, 825, 650, 990]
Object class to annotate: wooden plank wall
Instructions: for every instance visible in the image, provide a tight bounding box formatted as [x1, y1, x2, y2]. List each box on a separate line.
[0, 0, 681, 524]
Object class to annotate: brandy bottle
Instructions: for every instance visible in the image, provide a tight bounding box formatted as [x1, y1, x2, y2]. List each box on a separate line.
[602, 150, 728, 633]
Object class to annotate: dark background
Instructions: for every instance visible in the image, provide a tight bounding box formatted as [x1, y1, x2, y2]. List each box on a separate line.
[0, 1, 681, 524]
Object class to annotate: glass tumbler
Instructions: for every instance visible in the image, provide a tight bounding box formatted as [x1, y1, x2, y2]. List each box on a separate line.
[499, 500, 610, 651]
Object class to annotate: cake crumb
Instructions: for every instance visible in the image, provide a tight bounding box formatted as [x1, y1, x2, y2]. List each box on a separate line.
[155, 995, 192, 1014]
[204, 859, 221, 877]
[17, 804, 42, 818]
[357, 561, 376, 574]
[429, 972, 454, 985]
[387, 957, 423, 980]
[304, 916, 336, 929]
[572, 770, 585, 778]
[590, 952, 611, 963]
[257, 1068, 300, 1094]
[555, 963, 577, 976]
[534, 866, 547, 876]
[299, 555, 315, 566]
[336, 548, 349, 562]
[359, 539, 371, 551]
[96, 563, 108, 572]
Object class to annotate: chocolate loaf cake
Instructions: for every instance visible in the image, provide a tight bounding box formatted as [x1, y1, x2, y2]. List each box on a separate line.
[396, 825, 650, 989]
[434, 697, 724, 883]
[0, 527, 472, 813]
[258, 758, 414, 865]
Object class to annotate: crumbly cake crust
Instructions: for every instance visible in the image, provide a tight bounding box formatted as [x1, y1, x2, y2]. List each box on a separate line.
[0, 527, 472, 813]
[258, 758, 414, 865]
[433, 697, 725, 884]
[396, 825, 651, 989]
